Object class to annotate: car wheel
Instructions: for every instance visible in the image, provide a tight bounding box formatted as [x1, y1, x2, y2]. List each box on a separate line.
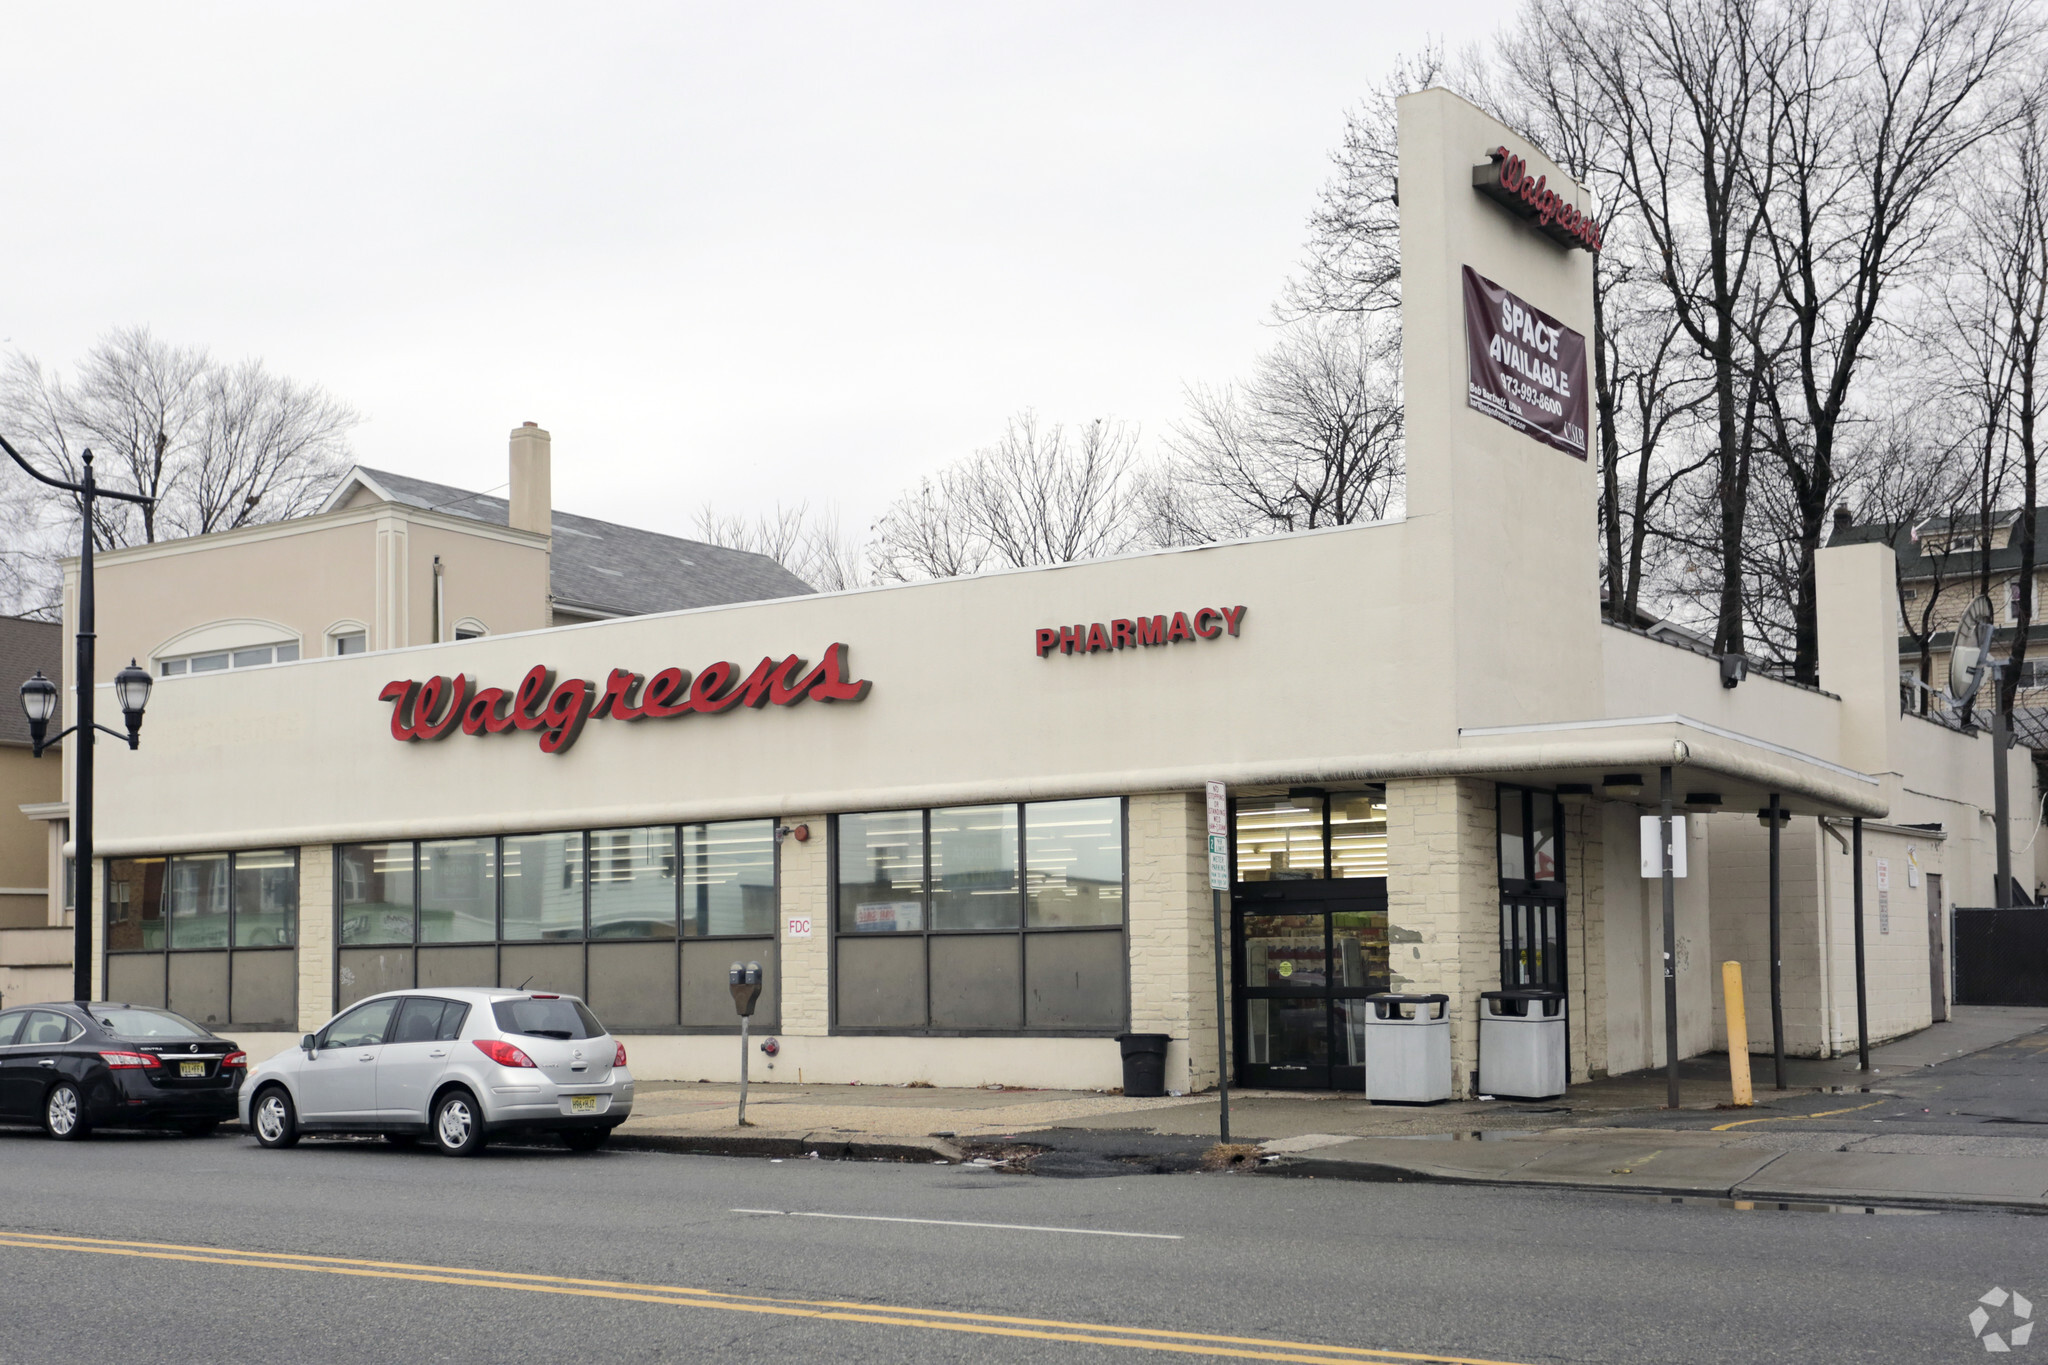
[431, 1090, 487, 1157]
[383, 1132, 419, 1147]
[179, 1120, 219, 1138]
[252, 1086, 299, 1148]
[561, 1128, 609, 1152]
[43, 1082, 90, 1141]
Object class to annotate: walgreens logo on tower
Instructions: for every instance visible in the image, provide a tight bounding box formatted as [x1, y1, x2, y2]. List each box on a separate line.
[379, 644, 871, 756]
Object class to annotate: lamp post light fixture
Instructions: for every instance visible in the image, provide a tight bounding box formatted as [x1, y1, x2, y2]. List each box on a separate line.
[113, 660, 153, 747]
[20, 670, 58, 751]
[3, 434, 155, 1001]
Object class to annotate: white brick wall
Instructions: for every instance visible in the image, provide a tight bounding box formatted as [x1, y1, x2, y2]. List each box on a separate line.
[297, 844, 332, 1031]
[1385, 777, 1499, 1097]
[777, 816, 830, 1036]
[1126, 791, 1217, 1093]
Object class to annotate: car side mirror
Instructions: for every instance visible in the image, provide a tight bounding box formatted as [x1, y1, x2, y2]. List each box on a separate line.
[301, 1033, 317, 1055]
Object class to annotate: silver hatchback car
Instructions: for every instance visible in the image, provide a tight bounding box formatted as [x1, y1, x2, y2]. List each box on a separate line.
[240, 988, 634, 1156]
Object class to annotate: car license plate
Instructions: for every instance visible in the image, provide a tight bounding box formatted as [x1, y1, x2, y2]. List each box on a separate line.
[570, 1095, 598, 1114]
[180, 1061, 206, 1078]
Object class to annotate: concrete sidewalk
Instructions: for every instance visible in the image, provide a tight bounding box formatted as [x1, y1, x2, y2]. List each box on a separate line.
[610, 1007, 2048, 1210]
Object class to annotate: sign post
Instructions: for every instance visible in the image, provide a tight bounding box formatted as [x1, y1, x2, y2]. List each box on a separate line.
[1206, 782, 1231, 1144]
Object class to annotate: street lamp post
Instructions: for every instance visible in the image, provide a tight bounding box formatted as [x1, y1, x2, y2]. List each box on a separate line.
[4, 435, 154, 1002]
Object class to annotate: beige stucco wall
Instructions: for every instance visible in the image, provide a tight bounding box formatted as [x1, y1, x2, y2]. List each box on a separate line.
[0, 745, 59, 928]
[1604, 808, 1716, 1074]
[65, 504, 549, 701]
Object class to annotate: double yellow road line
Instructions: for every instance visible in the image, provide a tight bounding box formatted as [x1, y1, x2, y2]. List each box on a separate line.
[0, 1228, 1530, 1365]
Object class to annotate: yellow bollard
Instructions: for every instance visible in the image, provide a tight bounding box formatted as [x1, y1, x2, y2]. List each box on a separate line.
[1722, 961, 1753, 1107]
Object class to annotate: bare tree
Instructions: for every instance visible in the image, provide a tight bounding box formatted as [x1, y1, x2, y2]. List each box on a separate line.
[869, 413, 1144, 582]
[1281, 48, 1452, 320]
[868, 473, 988, 582]
[1973, 98, 2048, 715]
[188, 360, 357, 533]
[0, 327, 358, 555]
[692, 500, 873, 591]
[1753, 0, 2034, 685]
[1157, 315, 1404, 542]
[1560, 0, 1796, 659]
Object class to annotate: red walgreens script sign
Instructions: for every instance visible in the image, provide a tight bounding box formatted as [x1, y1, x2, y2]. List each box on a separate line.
[1036, 607, 1246, 657]
[380, 643, 871, 755]
[1473, 146, 1603, 253]
[1463, 266, 1589, 459]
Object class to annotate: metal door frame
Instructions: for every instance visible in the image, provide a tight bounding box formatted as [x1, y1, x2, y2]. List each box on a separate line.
[1231, 878, 1388, 1091]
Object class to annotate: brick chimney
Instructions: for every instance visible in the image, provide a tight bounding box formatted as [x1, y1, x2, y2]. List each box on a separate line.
[509, 422, 551, 536]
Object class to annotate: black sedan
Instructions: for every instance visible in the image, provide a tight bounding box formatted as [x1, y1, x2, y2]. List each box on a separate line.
[0, 1001, 246, 1140]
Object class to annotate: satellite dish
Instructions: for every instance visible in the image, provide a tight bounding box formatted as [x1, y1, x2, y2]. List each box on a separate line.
[1947, 594, 1995, 709]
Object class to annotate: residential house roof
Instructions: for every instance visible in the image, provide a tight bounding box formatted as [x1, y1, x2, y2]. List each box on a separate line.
[338, 467, 815, 618]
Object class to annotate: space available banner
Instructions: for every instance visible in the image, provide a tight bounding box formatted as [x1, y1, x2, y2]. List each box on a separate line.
[1462, 265, 1589, 459]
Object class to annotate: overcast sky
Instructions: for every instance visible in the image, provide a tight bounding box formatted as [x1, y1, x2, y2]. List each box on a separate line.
[4, 3, 1517, 542]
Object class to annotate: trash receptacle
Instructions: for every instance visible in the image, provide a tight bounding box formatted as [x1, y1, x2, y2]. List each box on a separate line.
[1115, 1033, 1171, 1097]
[1363, 994, 1452, 1103]
[1478, 988, 1566, 1099]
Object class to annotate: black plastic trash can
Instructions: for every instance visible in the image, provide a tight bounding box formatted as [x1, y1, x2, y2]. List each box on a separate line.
[1115, 1033, 1171, 1097]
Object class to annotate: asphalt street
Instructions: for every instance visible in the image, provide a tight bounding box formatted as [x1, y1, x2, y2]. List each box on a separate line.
[0, 1125, 2036, 1364]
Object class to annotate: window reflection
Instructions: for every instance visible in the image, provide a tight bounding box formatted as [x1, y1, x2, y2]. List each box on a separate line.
[930, 805, 1019, 930]
[1026, 798, 1123, 927]
[420, 838, 496, 943]
[502, 832, 584, 940]
[106, 858, 166, 951]
[837, 811, 925, 933]
[589, 826, 677, 939]
[683, 820, 777, 937]
[233, 849, 298, 947]
[166, 853, 231, 949]
[339, 842, 415, 945]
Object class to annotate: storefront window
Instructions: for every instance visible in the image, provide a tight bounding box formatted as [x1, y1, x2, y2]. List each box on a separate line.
[838, 810, 925, 933]
[1234, 795, 1326, 881]
[589, 826, 677, 939]
[331, 823, 780, 1028]
[930, 805, 1018, 930]
[103, 850, 297, 1029]
[1026, 798, 1122, 927]
[106, 858, 165, 951]
[1327, 793, 1388, 879]
[166, 853, 231, 949]
[420, 838, 497, 943]
[1233, 790, 1385, 883]
[682, 820, 776, 937]
[832, 801, 1128, 1035]
[340, 842, 416, 945]
[502, 832, 585, 940]
[233, 849, 298, 947]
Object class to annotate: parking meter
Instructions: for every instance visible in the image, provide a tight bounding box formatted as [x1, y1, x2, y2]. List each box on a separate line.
[728, 961, 763, 1017]
[730, 962, 764, 1126]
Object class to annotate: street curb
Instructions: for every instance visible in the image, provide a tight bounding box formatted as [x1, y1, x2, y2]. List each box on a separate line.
[607, 1132, 962, 1163]
[1261, 1155, 2048, 1214]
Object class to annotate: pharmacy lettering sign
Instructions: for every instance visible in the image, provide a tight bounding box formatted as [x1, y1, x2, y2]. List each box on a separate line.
[1463, 266, 1589, 459]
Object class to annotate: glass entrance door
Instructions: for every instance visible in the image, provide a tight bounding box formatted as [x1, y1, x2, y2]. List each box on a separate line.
[1234, 880, 1388, 1090]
